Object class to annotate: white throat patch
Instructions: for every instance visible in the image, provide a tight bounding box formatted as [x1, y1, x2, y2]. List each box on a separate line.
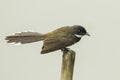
[74, 34, 83, 38]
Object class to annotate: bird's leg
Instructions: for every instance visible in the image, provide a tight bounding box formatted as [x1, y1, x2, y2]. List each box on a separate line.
[61, 48, 70, 53]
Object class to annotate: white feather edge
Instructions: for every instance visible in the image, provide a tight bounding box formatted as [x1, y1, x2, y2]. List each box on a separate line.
[11, 30, 35, 35]
[74, 34, 83, 38]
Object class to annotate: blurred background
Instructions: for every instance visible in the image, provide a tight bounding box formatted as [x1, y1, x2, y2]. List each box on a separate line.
[0, 0, 120, 80]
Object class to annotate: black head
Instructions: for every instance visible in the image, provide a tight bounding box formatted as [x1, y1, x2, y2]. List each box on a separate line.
[72, 25, 90, 38]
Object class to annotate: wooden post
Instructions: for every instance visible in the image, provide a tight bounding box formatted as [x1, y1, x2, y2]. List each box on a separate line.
[60, 50, 76, 80]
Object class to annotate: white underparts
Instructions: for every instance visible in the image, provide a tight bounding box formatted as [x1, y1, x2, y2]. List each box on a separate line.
[74, 34, 83, 38]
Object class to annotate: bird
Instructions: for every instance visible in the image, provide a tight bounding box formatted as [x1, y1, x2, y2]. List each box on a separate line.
[5, 25, 90, 54]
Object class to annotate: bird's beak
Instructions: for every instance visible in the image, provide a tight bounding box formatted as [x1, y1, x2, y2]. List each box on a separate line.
[85, 33, 90, 36]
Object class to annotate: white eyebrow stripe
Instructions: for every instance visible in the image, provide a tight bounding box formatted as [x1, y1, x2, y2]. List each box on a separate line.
[74, 34, 83, 38]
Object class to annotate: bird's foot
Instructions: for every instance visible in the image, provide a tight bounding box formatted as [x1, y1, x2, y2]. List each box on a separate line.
[61, 48, 70, 53]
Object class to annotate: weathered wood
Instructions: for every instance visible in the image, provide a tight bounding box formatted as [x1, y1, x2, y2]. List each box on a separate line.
[60, 50, 76, 80]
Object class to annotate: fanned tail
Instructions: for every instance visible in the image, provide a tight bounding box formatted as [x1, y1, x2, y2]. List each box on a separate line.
[5, 32, 45, 44]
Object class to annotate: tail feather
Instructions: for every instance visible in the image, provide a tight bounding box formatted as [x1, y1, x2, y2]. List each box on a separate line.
[5, 32, 45, 44]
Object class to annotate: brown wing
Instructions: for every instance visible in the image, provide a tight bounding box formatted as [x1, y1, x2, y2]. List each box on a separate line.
[41, 27, 77, 54]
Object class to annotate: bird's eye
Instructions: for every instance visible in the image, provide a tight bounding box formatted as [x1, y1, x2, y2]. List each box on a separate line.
[79, 30, 82, 33]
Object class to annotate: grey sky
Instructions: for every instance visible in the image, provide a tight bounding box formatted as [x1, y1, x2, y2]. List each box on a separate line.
[0, 0, 120, 80]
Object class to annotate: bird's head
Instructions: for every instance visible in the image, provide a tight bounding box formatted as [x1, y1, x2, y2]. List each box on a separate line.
[72, 25, 90, 38]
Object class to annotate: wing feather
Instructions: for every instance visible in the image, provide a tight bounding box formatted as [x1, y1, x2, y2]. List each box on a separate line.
[41, 34, 76, 54]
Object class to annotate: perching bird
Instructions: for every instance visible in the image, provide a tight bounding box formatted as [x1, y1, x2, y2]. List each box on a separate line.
[5, 25, 90, 54]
